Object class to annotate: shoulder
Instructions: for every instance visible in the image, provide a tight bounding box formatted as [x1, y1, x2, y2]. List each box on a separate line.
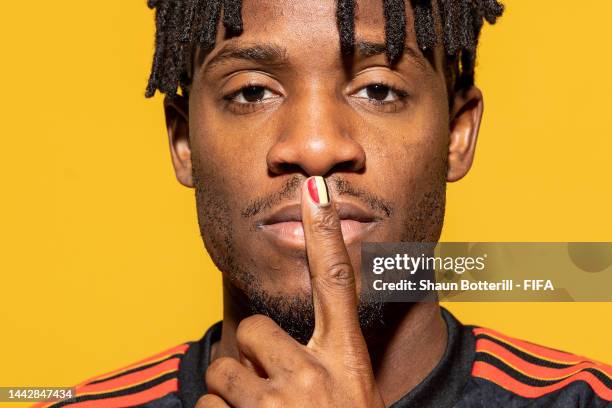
[465, 326, 612, 406]
[34, 343, 191, 408]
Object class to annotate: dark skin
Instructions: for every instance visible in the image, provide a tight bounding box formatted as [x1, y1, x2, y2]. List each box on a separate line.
[164, 0, 483, 406]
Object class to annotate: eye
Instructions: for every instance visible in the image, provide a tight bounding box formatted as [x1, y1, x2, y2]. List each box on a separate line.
[228, 85, 277, 103]
[354, 84, 406, 102]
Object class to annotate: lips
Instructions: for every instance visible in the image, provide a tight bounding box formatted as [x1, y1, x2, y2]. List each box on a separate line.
[256, 202, 380, 250]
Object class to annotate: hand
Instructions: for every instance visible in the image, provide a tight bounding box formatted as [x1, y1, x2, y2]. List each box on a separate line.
[197, 176, 385, 408]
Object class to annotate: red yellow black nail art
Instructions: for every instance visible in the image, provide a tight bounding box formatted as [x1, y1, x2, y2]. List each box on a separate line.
[307, 176, 330, 207]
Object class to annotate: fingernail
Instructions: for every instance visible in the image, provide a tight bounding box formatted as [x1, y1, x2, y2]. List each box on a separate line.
[307, 176, 331, 207]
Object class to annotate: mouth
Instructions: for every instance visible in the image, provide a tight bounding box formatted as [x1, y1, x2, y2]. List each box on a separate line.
[256, 201, 381, 250]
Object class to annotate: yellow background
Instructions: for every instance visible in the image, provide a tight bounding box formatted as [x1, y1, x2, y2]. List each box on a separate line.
[1, 0, 611, 399]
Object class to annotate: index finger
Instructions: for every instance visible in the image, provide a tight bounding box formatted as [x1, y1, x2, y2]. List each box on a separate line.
[301, 176, 363, 348]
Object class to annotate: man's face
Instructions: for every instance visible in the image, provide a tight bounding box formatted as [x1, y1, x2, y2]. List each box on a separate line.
[167, 0, 481, 340]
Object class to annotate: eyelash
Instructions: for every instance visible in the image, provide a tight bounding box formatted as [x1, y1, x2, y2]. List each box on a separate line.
[347, 81, 409, 115]
[353, 82, 409, 108]
[222, 82, 279, 113]
[222, 82, 409, 114]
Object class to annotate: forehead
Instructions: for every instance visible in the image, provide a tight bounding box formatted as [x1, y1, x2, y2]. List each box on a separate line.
[238, 0, 411, 35]
[211, 0, 420, 59]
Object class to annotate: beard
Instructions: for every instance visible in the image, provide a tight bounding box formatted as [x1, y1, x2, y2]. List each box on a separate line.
[192, 158, 446, 345]
[242, 278, 389, 345]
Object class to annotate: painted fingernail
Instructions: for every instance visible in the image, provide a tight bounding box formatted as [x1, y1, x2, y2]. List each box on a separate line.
[307, 176, 331, 207]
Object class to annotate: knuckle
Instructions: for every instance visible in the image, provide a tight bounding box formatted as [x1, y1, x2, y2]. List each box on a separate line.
[195, 394, 224, 408]
[322, 262, 355, 288]
[206, 357, 236, 388]
[207, 356, 233, 375]
[237, 314, 273, 340]
[312, 211, 341, 236]
[258, 391, 283, 408]
[295, 364, 326, 389]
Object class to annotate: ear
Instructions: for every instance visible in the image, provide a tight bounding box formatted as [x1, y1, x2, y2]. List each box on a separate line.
[446, 86, 484, 182]
[164, 95, 193, 187]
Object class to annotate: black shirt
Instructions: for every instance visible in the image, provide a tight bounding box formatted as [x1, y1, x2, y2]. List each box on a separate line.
[42, 308, 612, 407]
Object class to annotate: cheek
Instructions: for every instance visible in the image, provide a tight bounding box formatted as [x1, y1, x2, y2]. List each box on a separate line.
[189, 99, 267, 198]
[363, 94, 450, 189]
[358, 93, 449, 241]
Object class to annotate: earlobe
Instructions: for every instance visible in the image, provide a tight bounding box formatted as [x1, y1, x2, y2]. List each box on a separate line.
[447, 86, 484, 182]
[164, 95, 193, 188]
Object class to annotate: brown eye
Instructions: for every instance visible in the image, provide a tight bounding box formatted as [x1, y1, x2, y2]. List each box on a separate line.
[241, 86, 266, 102]
[353, 83, 406, 103]
[227, 85, 278, 104]
[366, 84, 391, 101]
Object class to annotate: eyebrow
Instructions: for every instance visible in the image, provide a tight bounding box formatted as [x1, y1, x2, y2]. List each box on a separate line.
[203, 43, 289, 74]
[355, 41, 430, 71]
[202, 40, 429, 75]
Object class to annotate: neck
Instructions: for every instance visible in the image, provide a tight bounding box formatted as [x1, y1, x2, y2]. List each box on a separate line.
[212, 281, 447, 407]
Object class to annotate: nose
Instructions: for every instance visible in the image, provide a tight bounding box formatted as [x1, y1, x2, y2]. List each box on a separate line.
[266, 96, 366, 177]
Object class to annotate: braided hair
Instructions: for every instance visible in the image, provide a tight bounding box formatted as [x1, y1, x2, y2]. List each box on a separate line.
[145, 0, 504, 98]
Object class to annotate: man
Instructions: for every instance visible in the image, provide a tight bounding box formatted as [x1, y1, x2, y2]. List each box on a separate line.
[38, 0, 612, 407]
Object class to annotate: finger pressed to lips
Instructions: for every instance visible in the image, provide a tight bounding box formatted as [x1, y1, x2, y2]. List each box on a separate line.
[301, 177, 365, 346]
[257, 197, 380, 251]
[258, 218, 378, 250]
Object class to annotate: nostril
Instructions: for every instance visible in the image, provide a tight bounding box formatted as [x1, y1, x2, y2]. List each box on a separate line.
[333, 160, 366, 174]
[267, 162, 304, 176]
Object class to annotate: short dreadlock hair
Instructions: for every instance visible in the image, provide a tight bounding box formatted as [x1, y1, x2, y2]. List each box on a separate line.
[145, 0, 504, 98]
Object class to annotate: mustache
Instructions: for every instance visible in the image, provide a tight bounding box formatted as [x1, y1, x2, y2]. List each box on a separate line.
[240, 175, 394, 219]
